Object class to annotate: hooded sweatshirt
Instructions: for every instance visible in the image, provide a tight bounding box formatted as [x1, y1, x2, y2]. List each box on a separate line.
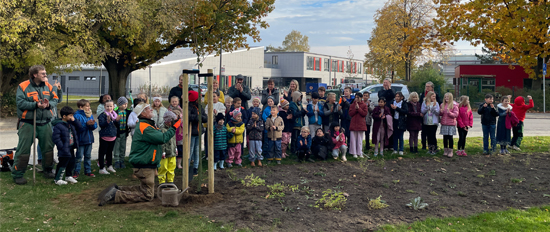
[510, 96, 534, 122]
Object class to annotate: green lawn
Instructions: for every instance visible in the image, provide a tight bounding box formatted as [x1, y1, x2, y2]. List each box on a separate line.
[1, 136, 549, 231]
[380, 206, 550, 231]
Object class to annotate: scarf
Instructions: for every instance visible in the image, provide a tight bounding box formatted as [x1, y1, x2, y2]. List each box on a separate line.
[105, 110, 117, 121]
[393, 100, 402, 119]
[85, 109, 93, 118]
[118, 110, 127, 130]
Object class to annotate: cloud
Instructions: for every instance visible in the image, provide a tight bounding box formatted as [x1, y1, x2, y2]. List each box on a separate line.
[310, 45, 369, 59]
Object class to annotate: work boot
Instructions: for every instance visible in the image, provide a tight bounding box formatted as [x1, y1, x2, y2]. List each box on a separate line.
[43, 170, 55, 179]
[409, 147, 413, 153]
[98, 184, 119, 206]
[14, 177, 27, 185]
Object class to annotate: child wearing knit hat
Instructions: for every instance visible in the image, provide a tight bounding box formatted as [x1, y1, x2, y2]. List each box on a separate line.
[226, 109, 245, 168]
[113, 97, 132, 169]
[213, 113, 228, 170]
[278, 99, 293, 158]
[158, 110, 178, 184]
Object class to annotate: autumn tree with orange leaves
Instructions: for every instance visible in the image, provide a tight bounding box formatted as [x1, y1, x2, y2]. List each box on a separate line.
[434, 0, 550, 84]
[365, 0, 446, 81]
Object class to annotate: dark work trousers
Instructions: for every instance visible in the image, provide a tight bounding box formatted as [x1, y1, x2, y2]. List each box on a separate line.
[364, 124, 371, 150]
[291, 129, 301, 155]
[98, 138, 116, 169]
[511, 121, 524, 148]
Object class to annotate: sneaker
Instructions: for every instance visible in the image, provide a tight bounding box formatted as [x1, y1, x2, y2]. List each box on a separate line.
[99, 168, 110, 175]
[353, 154, 358, 158]
[392, 151, 398, 155]
[307, 158, 315, 163]
[358, 154, 364, 158]
[55, 180, 68, 185]
[85, 173, 96, 177]
[511, 145, 521, 151]
[373, 152, 378, 157]
[120, 162, 126, 168]
[380, 151, 384, 156]
[113, 162, 120, 169]
[72, 174, 79, 179]
[398, 151, 403, 156]
[107, 166, 116, 173]
[341, 155, 347, 161]
[193, 168, 198, 176]
[236, 163, 243, 167]
[227, 163, 233, 168]
[276, 161, 281, 164]
[65, 176, 78, 184]
[505, 149, 510, 154]
[483, 151, 489, 155]
[462, 150, 468, 157]
[333, 157, 338, 160]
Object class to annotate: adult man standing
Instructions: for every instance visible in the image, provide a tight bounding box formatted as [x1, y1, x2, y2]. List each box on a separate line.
[168, 74, 184, 104]
[377, 78, 395, 149]
[12, 65, 60, 184]
[419, 81, 442, 150]
[98, 103, 181, 206]
[227, 74, 252, 110]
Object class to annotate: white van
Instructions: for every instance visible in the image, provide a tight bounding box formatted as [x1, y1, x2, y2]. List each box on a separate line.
[359, 84, 410, 103]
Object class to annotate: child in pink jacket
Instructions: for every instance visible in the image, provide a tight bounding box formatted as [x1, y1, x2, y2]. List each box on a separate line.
[330, 124, 348, 161]
[457, 96, 473, 156]
[439, 93, 459, 157]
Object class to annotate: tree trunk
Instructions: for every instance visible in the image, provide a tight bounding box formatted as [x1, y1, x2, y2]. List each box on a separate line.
[103, 57, 133, 99]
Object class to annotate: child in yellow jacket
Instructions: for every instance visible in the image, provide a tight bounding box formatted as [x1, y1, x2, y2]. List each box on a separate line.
[226, 109, 245, 167]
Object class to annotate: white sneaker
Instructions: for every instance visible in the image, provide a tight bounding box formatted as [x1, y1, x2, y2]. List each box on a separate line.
[55, 180, 68, 185]
[99, 168, 110, 175]
[392, 151, 398, 155]
[65, 176, 78, 184]
[373, 152, 378, 157]
[358, 154, 364, 158]
[399, 151, 404, 156]
[341, 155, 347, 161]
[107, 166, 116, 173]
[511, 146, 521, 151]
[353, 154, 358, 158]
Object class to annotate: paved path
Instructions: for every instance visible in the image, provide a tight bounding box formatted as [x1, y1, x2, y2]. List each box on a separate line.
[1, 114, 549, 165]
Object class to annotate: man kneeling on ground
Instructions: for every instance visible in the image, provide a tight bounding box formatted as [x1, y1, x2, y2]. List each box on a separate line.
[98, 102, 181, 206]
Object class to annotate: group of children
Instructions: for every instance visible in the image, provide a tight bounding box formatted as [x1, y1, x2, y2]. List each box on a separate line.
[49, 85, 534, 185]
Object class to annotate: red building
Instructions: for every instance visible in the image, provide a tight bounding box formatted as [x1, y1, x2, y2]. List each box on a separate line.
[455, 64, 549, 99]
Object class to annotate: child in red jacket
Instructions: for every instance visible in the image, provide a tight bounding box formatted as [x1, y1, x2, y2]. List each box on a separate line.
[509, 95, 533, 150]
[457, 96, 473, 156]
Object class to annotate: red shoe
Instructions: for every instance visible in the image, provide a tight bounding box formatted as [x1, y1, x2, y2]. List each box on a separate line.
[85, 173, 96, 177]
[72, 174, 79, 179]
[462, 150, 468, 157]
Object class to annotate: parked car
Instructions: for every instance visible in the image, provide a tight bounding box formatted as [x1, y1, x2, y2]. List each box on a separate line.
[359, 84, 410, 104]
[189, 84, 207, 96]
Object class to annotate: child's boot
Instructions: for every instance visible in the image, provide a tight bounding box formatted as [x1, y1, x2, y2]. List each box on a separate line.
[414, 147, 418, 153]
[219, 160, 225, 170]
[409, 147, 413, 153]
[341, 154, 347, 161]
[448, 148, 453, 158]
[177, 158, 182, 169]
[214, 162, 218, 171]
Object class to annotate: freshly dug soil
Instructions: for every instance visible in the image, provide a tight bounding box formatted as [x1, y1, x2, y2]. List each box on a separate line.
[189, 153, 550, 231]
[89, 153, 550, 231]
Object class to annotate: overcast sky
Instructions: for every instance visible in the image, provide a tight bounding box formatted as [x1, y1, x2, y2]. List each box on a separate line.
[250, 0, 481, 58]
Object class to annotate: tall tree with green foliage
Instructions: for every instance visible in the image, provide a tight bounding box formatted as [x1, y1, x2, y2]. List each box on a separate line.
[267, 30, 310, 52]
[90, 0, 275, 98]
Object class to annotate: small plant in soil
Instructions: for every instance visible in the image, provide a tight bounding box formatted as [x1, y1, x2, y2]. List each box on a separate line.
[382, 183, 390, 188]
[406, 190, 415, 193]
[368, 195, 389, 210]
[227, 169, 239, 181]
[543, 194, 550, 198]
[302, 186, 314, 195]
[358, 159, 370, 172]
[288, 185, 300, 192]
[487, 170, 496, 176]
[477, 174, 485, 178]
[447, 183, 456, 189]
[457, 191, 467, 197]
[419, 172, 426, 176]
[376, 159, 386, 167]
[444, 162, 450, 165]
[315, 189, 347, 211]
[314, 172, 326, 177]
[392, 180, 400, 184]
[300, 178, 309, 184]
[241, 174, 266, 187]
[267, 183, 286, 199]
[406, 197, 428, 210]
[430, 191, 438, 196]
[480, 200, 488, 205]
[413, 180, 420, 185]
[511, 178, 525, 183]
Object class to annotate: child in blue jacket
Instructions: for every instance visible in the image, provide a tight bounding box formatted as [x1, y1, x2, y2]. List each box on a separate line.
[52, 106, 80, 185]
[307, 92, 323, 136]
[296, 126, 313, 163]
[73, 99, 98, 178]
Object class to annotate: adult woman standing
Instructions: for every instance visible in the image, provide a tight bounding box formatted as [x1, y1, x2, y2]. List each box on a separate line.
[283, 79, 299, 103]
[203, 79, 225, 105]
[261, 79, 279, 110]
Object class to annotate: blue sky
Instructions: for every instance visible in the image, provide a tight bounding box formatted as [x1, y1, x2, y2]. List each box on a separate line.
[250, 0, 480, 58]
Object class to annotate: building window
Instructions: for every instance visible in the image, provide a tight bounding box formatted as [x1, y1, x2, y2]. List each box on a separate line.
[340, 61, 344, 72]
[84, 76, 96, 81]
[69, 76, 79, 81]
[332, 60, 338, 72]
[306, 56, 314, 70]
[358, 63, 362, 74]
[314, 57, 321, 71]
[324, 59, 330, 71]
[52, 76, 58, 80]
[272, 56, 278, 65]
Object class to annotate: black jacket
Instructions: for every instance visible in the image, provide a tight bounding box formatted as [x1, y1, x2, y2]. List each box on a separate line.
[52, 119, 80, 158]
[227, 85, 252, 110]
[168, 85, 183, 105]
[311, 134, 333, 160]
[189, 102, 207, 136]
[278, 109, 294, 133]
[477, 102, 499, 125]
[392, 100, 409, 131]
[378, 88, 395, 108]
[246, 118, 264, 140]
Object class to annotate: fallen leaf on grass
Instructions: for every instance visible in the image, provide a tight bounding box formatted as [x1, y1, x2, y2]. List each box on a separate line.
[448, 223, 452, 226]
[343, 192, 350, 197]
[265, 194, 270, 199]
[353, 175, 356, 177]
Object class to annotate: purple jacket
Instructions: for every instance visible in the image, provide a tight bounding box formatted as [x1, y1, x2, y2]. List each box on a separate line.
[407, 101, 423, 131]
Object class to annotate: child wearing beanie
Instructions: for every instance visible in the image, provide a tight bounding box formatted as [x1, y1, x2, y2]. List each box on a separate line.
[158, 110, 178, 184]
[113, 96, 131, 169]
[226, 109, 245, 167]
[213, 113, 228, 170]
